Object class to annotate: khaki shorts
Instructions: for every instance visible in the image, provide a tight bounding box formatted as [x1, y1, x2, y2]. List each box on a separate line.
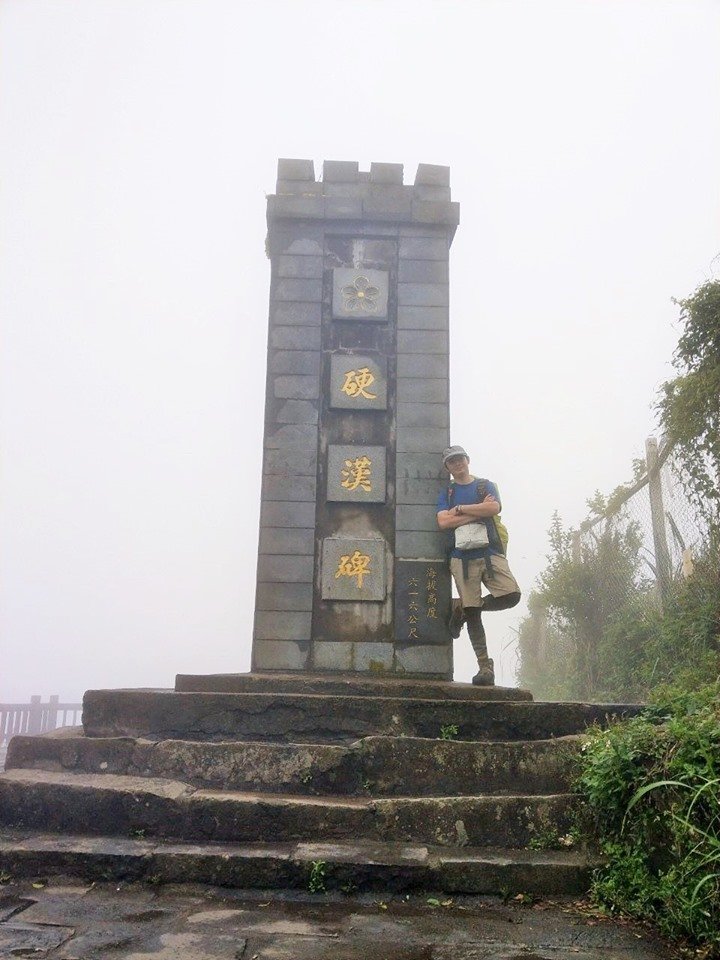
[450, 554, 520, 607]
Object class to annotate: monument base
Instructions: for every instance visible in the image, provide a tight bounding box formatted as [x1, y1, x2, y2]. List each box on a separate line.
[0, 674, 642, 896]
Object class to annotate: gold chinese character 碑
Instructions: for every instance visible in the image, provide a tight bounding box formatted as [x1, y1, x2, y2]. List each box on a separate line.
[341, 456, 372, 492]
[334, 551, 371, 589]
[341, 367, 377, 400]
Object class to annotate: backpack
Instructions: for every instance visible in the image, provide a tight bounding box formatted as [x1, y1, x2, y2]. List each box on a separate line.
[447, 478, 509, 555]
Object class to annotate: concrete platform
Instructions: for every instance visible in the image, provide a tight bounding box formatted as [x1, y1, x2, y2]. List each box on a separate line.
[6, 731, 581, 796]
[0, 873, 676, 958]
[82, 689, 642, 742]
[175, 672, 534, 701]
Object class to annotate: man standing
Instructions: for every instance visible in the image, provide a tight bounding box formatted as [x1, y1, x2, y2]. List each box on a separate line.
[436, 446, 521, 685]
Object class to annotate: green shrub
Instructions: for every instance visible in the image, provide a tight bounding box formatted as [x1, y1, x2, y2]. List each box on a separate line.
[576, 683, 720, 953]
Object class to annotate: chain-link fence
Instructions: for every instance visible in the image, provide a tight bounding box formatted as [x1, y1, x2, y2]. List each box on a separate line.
[576, 437, 708, 613]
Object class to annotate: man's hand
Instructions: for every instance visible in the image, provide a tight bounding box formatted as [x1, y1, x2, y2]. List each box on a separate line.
[436, 494, 500, 530]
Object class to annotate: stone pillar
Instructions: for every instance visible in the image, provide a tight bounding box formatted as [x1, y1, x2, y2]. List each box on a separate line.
[252, 159, 459, 679]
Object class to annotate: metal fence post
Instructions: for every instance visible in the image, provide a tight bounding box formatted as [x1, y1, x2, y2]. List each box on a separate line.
[646, 436, 671, 608]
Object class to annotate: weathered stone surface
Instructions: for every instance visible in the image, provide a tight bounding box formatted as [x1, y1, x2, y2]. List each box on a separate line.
[332, 268, 389, 320]
[397, 282, 449, 307]
[329, 353, 387, 410]
[398, 259, 448, 283]
[397, 305, 449, 330]
[369, 162, 403, 183]
[255, 582, 313, 612]
[253, 639, 310, 671]
[270, 301, 322, 326]
[9, 732, 579, 798]
[0, 832, 614, 897]
[276, 253, 324, 278]
[269, 325, 321, 350]
[258, 528, 314, 555]
[267, 195, 324, 219]
[321, 537, 386, 601]
[396, 377, 448, 403]
[80, 688, 642, 744]
[322, 160, 359, 182]
[272, 278, 323, 302]
[327, 445, 386, 503]
[269, 350, 321, 375]
[272, 374, 320, 400]
[254, 611, 312, 641]
[261, 475, 316, 502]
[263, 446, 316, 476]
[277, 158, 315, 181]
[274, 399, 319, 424]
[396, 401, 448, 427]
[395, 530, 446, 559]
[414, 163, 451, 186]
[397, 354, 447, 379]
[396, 426, 448, 454]
[395, 560, 450, 644]
[397, 330, 448, 355]
[261, 501, 316, 529]
[256, 555, 314, 583]
[173, 672, 532, 702]
[399, 236, 448, 260]
[312, 641, 353, 672]
[395, 644, 452, 676]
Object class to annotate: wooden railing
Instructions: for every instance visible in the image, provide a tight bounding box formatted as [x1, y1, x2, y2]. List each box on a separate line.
[1, 695, 83, 745]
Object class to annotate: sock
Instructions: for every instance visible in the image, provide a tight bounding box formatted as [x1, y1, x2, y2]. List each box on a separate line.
[465, 606, 488, 661]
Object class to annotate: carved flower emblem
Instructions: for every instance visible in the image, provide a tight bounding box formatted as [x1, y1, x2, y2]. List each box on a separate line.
[341, 275, 380, 313]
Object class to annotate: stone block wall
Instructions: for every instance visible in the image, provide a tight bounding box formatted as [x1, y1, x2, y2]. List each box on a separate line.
[252, 160, 459, 678]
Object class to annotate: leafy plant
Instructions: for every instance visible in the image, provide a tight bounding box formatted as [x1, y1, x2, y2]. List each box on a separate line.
[439, 724, 459, 741]
[657, 279, 720, 524]
[307, 859, 327, 893]
[576, 685, 720, 952]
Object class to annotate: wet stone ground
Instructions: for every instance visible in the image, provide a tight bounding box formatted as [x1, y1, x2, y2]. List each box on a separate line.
[0, 878, 679, 959]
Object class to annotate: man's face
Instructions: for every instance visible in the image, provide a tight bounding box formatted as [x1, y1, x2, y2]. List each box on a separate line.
[445, 455, 470, 479]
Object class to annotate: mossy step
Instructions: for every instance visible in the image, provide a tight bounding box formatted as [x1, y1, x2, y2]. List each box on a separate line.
[0, 769, 576, 848]
[0, 829, 595, 895]
[83, 689, 641, 743]
[6, 731, 580, 797]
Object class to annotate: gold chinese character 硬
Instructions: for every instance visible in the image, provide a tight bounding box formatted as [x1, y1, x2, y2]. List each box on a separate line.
[334, 550, 372, 589]
[341, 367, 377, 400]
[341, 456, 372, 492]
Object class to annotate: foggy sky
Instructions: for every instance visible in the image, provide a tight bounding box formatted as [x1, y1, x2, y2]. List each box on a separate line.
[1, 0, 719, 701]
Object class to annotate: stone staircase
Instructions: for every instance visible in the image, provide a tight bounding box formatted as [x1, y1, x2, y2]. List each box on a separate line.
[0, 674, 640, 895]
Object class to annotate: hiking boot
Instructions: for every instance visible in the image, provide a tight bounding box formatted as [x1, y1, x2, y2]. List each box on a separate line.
[448, 599, 465, 639]
[471, 657, 495, 686]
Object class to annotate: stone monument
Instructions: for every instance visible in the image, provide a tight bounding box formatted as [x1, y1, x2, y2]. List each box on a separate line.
[253, 159, 459, 679]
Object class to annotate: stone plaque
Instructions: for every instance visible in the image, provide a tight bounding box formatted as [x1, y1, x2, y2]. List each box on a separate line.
[395, 560, 451, 644]
[330, 354, 388, 410]
[321, 537, 386, 601]
[327, 445, 386, 503]
[332, 268, 389, 321]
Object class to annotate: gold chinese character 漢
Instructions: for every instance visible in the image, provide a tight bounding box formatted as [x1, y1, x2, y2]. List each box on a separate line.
[341, 456, 372, 492]
[334, 551, 371, 589]
[341, 367, 377, 400]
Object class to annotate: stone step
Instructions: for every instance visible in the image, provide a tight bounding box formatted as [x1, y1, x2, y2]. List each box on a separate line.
[83, 689, 641, 742]
[5, 731, 580, 796]
[175, 671, 534, 702]
[0, 769, 575, 848]
[0, 829, 594, 895]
